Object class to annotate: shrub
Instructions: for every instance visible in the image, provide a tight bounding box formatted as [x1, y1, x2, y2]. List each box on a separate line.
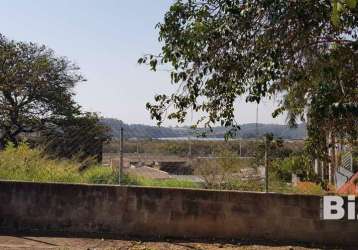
[295, 182, 325, 195]
[195, 149, 242, 189]
[272, 153, 316, 182]
[0, 143, 120, 184]
[0, 143, 82, 183]
[82, 167, 119, 184]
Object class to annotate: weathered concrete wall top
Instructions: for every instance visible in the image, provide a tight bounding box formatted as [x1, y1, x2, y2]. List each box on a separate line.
[0, 180, 356, 247]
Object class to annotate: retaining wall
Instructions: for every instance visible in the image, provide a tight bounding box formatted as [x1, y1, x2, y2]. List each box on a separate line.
[0, 180, 356, 246]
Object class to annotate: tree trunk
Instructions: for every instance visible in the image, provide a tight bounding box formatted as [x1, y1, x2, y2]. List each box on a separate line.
[330, 133, 336, 186]
[323, 159, 329, 182]
[0, 137, 5, 150]
[324, 131, 330, 183]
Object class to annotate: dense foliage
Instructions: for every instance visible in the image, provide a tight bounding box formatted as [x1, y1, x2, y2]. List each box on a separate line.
[272, 153, 316, 183]
[39, 112, 110, 162]
[0, 143, 199, 188]
[140, 0, 357, 141]
[253, 133, 293, 167]
[332, 0, 357, 25]
[0, 143, 104, 183]
[0, 143, 324, 194]
[0, 34, 83, 148]
[0, 35, 109, 160]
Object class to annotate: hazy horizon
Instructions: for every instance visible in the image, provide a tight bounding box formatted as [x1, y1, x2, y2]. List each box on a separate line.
[104, 117, 302, 128]
[1, 0, 287, 126]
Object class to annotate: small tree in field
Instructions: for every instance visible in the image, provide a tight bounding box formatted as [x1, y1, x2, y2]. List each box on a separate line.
[195, 149, 239, 189]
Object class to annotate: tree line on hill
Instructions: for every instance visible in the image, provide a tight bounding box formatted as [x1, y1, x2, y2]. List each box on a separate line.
[102, 118, 306, 140]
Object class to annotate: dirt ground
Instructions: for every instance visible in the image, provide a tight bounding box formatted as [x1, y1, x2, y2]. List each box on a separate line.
[0, 235, 330, 250]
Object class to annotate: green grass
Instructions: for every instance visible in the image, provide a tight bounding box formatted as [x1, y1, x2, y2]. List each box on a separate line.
[0, 143, 201, 188]
[82, 167, 119, 184]
[0, 143, 119, 184]
[0, 143, 325, 195]
[123, 175, 202, 189]
[0, 143, 82, 183]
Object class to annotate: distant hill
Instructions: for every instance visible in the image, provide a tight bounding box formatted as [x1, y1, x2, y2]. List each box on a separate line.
[102, 118, 306, 140]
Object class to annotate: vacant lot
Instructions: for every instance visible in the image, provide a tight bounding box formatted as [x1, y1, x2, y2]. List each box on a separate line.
[0, 236, 326, 250]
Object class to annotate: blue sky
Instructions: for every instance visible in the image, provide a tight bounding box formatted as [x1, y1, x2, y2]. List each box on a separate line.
[0, 0, 286, 126]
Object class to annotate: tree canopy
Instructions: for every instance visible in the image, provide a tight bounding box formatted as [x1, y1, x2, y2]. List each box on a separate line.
[140, 0, 357, 141]
[0, 34, 83, 148]
[332, 0, 357, 25]
[0, 35, 109, 160]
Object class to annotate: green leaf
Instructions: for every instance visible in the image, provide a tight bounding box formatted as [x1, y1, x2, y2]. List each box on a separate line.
[331, 0, 340, 26]
[346, 0, 357, 9]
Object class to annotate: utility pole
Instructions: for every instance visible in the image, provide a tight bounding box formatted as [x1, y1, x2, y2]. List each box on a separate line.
[188, 136, 192, 159]
[265, 136, 269, 193]
[239, 140, 242, 158]
[256, 103, 259, 139]
[188, 107, 193, 160]
[119, 127, 124, 185]
[136, 140, 140, 161]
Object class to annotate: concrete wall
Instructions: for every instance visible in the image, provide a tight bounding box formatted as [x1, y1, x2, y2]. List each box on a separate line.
[0, 180, 356, 247]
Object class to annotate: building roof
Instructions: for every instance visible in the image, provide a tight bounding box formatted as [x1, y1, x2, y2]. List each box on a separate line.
[337, 171, 358, 195]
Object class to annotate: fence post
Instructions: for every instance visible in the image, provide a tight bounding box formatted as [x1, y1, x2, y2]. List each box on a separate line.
[119, 127, 124, 185]
[265, 136, 269, 193]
